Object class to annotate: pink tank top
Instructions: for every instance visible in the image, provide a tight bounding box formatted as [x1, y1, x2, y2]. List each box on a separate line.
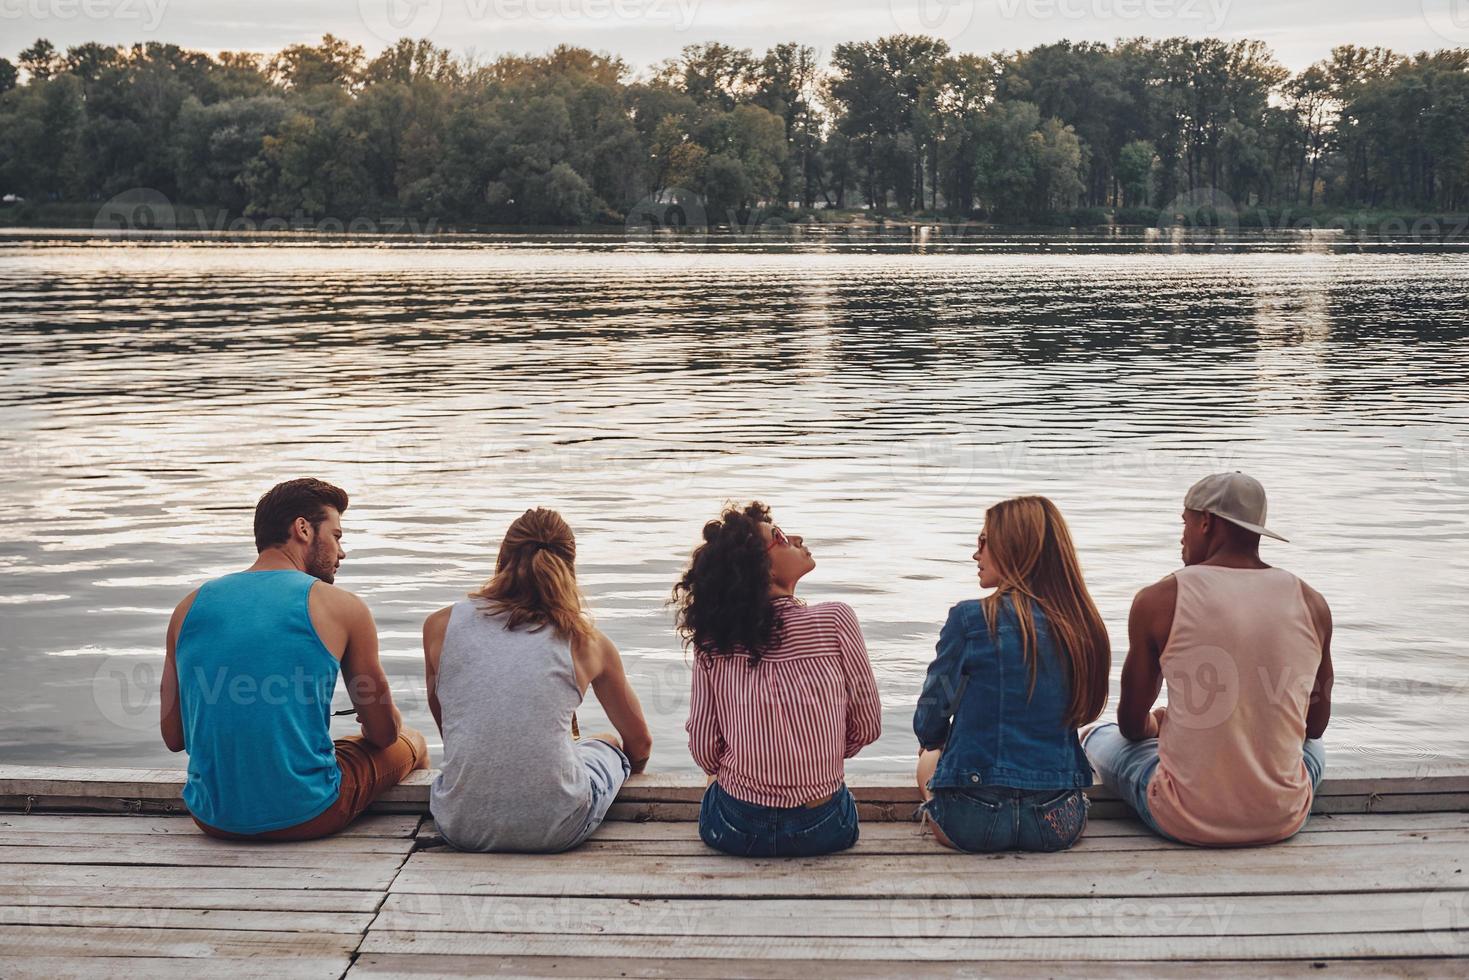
[1148, 565, 1322, 845]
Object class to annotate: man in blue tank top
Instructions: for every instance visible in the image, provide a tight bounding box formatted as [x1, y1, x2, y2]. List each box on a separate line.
[160, 478, 428, 840]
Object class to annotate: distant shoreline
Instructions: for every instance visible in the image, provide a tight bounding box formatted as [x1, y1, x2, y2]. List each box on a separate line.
[4, 202, 1467, 239]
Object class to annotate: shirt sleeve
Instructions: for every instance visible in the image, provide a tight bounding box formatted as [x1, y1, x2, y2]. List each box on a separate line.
[685, 655, 724, 775]
[913, 603, 970, 751]
[833, 603, 882, 758]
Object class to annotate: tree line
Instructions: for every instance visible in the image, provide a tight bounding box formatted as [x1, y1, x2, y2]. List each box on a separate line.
[1, 33, 1466, 228]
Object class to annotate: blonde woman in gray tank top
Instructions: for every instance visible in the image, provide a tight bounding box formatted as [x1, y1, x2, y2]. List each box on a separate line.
[422, 508, 652, 852]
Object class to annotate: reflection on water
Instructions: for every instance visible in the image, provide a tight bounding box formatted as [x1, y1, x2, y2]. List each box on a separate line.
[1, 232, 1467, 773]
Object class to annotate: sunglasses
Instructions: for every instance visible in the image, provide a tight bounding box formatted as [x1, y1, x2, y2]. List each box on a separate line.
[766, 525, 791, 551]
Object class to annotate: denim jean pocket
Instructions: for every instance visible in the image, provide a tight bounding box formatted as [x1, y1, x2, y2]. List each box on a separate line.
[931, 790, 1007, 853]
[784, 792, 858, 855]
[1023, 789, 1088, 852]
[699, 791, 761, 857]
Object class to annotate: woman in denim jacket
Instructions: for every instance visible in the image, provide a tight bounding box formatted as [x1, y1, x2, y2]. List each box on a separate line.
[913, 496, 1111, 852]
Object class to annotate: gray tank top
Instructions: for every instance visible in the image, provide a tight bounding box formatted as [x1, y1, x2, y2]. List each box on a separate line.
[429, 600, 593, 852]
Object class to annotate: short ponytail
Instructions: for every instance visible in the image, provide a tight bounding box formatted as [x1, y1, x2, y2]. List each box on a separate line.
[470, 508, 592, 642]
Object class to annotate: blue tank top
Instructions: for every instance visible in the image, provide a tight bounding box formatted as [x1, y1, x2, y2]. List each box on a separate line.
[176, 570, 341, 833]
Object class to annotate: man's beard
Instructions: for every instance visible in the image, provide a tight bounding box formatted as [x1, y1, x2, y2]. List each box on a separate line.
[306, 538, 336, 583]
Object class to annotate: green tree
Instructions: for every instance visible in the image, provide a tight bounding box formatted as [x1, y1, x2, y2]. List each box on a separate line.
[1118, 139, 1157, 207]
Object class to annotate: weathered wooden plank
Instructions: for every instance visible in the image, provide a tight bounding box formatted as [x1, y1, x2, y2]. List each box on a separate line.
[390, 841, 1468, 898]
[1310, 793, 1469, 815]
[560, 826, 1469, 857]
[0, 905, 372, 933]
[356, 929, 1469, 960]
[6, 765, 1464, 815]
[0, 841, 412, 867]
[0, 813, 420, 838]
[0, 924, 362, 957]
[344, 955, 1467, 979]
[570, 811, 1469, 842]
[0, 886, 382, 913]
[5, 863, 397, 891]
[1, 955, 350, 980]
[371, 889, 1466, 939]
[0, 832, 412, 853]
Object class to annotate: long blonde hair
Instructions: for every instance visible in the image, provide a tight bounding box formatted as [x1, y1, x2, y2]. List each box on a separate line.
[981, 496, 1110, 728]
[470, 508, 592, 642]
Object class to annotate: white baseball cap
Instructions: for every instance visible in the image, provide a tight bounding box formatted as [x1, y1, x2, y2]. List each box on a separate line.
[1183, 472, 1288, 542]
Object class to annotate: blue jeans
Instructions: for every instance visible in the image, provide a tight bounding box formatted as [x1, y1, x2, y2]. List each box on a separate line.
[1083, 723, 1326, 840]
[699, 781, 859, 857]
[565, 737, 632, 849]
[922, 786, 1089, 853]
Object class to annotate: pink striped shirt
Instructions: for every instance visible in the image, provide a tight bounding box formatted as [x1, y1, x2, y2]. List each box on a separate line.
[685, 597, 883, 808]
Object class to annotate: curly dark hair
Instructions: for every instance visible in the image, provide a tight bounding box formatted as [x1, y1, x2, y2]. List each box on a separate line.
[672, 501, 785, 666]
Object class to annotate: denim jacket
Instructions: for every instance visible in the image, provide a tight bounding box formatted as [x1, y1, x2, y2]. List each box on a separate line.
[913, 596, 1093, 792]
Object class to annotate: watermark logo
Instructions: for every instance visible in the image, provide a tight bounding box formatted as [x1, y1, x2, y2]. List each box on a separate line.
[1417, 424, 1468, 496]
[358, 0, 445, 45]
[0, 0, 168, 31]
[890, 435, 978, 495]
[92, 655, 161, 733]
[1421, 892, 1469, 955]
[1159, 645, 1238, 730]
[888, 0, 976, 41]
[1157, 186, 1240, 251]
[1423, 0, 1469, 44]
[625, 188, 708, 245]
[889, 893, 977, 956]
[995, 0, 1230, 29]
[94, 187, 176, 233]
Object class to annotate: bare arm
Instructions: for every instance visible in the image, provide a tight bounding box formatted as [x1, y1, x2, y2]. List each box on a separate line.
[1303, 583, 1334, 740]
[336, 589, 402, 749]
[588, 631, 652, 773]
[1118, 577, 1174, 741]
[159, 591, 196, 753]
[422, 606, 451, 739]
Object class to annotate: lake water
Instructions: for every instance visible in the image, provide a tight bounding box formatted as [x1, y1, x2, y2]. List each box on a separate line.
[2, 228, 1467, 775]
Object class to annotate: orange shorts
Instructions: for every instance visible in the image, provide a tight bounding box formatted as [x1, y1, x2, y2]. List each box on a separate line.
[194, 732, 426, 842]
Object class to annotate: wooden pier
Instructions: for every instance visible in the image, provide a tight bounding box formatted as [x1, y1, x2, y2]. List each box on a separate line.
[1, 765, 1466, 977]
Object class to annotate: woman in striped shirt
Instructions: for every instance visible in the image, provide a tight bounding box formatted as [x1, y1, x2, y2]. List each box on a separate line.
[675, 502, 882, 857]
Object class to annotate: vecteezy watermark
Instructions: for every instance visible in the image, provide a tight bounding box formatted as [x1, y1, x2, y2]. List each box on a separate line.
[1417, 424, 1469, 497]
[92, 655, 163, 733]
[1158, 645, 1239, 731]
[888, 436, 1241, 497]
[93, 188, 439, 237]
[94, 188, 176, 233]
[1422, 892, 1469, 955]
[888, 0, 977, 41]
[358, 0, 445, 44]
[359, 0, 701, 44]
[623, 187, 709, 268]
[996, 0, 1229, 28]
[1156, 186, 1241, 251]
[1422, 0, 1469, 44]
[0, 0, 167, 30]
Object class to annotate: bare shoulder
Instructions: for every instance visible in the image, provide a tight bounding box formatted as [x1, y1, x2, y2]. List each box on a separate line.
[571, 626, 618, 684]
[423, 604, 455, 635]
[1132, 574, 1177, 615]
[1297, 578, 1333, 631]
[311, 581, 372, 622]
[587, 627, 619, 660]
[168, 589, 200, 634]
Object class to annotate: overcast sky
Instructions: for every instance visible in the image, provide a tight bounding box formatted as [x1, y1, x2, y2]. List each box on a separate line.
[6, 0, 1468, 73]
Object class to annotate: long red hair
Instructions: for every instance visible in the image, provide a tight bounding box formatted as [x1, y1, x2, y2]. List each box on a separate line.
[981, 496, 1110, 728]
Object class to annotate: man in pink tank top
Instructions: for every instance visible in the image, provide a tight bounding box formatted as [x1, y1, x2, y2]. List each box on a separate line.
[1083, 472, 1334, 846]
